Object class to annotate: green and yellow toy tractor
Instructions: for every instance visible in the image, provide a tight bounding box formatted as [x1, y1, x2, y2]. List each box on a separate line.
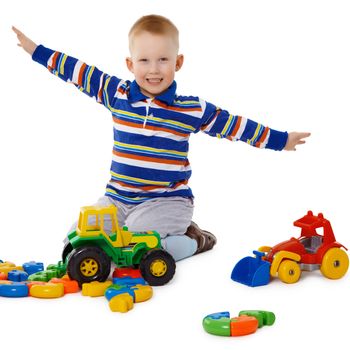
[62, 206, 176, 286]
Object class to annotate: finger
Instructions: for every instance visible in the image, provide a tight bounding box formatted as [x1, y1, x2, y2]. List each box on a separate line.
[12, 26, 21, 34]
[299, 132, 311, 139]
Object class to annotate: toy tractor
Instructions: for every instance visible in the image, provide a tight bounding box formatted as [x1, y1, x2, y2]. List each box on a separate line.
[231, 211, 349, 286]
[62, 206, 176, 286]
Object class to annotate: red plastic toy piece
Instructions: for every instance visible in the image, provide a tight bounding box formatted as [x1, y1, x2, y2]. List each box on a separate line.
[112, 268, 142, 279]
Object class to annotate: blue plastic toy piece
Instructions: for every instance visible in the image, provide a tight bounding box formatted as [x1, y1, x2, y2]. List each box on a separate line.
[105, 284, 135, 301]
[8, 270, 29, 282]
[231, 250, 271, 287]
[0, 283, 29, 297]
[22, 261, 44, 275]
[112, 276, 147, 286]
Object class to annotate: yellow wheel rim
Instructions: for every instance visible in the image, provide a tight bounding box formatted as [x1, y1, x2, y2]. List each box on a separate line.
[150, 259, 167, 277]
[80, 258, 99, 277]
[320, 248, 349, 279]
[278, 260, 301, 284]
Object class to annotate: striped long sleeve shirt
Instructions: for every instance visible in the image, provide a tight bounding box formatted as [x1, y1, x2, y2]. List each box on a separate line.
[32, 45, 288, 204]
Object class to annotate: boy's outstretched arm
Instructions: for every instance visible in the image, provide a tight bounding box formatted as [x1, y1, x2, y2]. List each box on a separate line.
[284, 132, 311, 151]
[12, 26, 122, 109]
[12, 26, 37, 55]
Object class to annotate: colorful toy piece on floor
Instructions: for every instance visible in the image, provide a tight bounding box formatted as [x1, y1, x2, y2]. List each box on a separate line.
[231, 211, 349, 286]
[81, 267, 153, 313]
[202, 310, 275, 337]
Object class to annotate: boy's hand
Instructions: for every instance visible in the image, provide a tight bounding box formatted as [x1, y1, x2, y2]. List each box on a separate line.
[284, 132, 311, 151]
[12, 26, 37, 55]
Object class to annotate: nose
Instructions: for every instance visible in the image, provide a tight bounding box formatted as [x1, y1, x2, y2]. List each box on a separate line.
[149, 61, 160, 74]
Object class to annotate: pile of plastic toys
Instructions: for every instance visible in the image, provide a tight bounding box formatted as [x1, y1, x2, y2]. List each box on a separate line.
[0, 259, 152, 313]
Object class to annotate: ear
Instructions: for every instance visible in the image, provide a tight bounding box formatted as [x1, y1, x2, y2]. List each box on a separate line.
[126, 57, 134, 73]
[175, 54, 184, 72]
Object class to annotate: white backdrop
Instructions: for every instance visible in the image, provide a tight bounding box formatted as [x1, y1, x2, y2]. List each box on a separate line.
[1, 1, 349, 349]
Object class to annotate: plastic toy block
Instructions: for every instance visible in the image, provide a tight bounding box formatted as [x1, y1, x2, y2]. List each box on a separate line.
[0, 282, 29, 297]
[26, 281, 47, 291]
[30, 282, 65, 298]
[28, 262, 66, 282]
[22, 261, 44, 275]
[112, 276, 147, 286]
[230, 316, 258, 336]
[0, 262, 23, 276]
[112, 267, 142, 279]
[202, 312, 231, 336]
[239, 310, 276, 328]
[82, 280, 113, 297]
[130, 285, 153, 303]
[8, 270, 29, 282]
[105, 284, 134, 301]
[47, 262, 66, 277]
[28, 270, 57, 282]
[109, 293, 134, 313]
[203, 311, 273, 337]
[50, 277, 80, 294]
[0, 272, 7, 280]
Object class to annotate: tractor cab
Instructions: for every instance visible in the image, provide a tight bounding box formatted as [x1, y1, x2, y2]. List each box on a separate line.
[76, 206, 132, 247]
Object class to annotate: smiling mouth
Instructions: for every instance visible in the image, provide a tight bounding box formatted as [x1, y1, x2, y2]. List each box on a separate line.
[146, 78, 163, 84]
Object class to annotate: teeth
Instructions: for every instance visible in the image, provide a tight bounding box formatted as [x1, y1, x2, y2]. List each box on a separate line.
[147, 78, 162, 83]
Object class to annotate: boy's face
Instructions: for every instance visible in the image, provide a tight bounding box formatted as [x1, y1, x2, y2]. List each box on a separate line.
[126, 32, 183, 98]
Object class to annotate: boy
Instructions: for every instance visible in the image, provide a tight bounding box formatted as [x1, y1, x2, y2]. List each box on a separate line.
[12, 15, 310, 261]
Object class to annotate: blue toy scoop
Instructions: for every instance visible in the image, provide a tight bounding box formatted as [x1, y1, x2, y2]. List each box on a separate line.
[231, 250, 271, 287]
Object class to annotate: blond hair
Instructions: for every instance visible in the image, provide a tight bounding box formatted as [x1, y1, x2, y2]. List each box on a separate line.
[129, 14, 179, 50]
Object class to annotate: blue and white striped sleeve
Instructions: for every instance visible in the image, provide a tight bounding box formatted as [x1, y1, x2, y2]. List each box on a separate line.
[32, 44, 122, 110]
[199, 100, 288, 150]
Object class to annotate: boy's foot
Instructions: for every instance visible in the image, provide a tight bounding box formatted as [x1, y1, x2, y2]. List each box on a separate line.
[185, 222, 217, 255]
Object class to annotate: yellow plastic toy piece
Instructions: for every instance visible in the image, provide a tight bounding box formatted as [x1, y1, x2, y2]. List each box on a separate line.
[109, 293, 134, 313]
[132, 285, 153, 303]
[30, 282, 65, 298]
[258, 246, 272, 253]
[0, 280, 12, 285]
[0, 262, 23, 277]
[270, 250, 301, 277]
[82, 280, 113, 297]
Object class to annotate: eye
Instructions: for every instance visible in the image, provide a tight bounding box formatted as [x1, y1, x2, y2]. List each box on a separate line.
[159, 57, 169, 62]
[139, 58, 148, 62]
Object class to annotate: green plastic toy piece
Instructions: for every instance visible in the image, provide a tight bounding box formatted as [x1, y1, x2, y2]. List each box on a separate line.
[238, 310, 276, 328]
[28, 261, 66, 282]
[202, 312, 231, 336]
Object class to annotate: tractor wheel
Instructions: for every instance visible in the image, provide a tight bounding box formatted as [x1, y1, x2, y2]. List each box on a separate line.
[62, 242, 73, 263]
[278, 260, 301, 284]
[67, 246, 111, 286]
[320, 248, 349, 279]
[139, 249, 176, 286]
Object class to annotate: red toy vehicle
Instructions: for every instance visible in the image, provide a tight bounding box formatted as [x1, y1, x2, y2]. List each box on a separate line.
[231, 211, 349, 286]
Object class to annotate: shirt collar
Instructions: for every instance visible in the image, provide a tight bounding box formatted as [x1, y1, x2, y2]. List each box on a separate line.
[128, 80, 177, 105]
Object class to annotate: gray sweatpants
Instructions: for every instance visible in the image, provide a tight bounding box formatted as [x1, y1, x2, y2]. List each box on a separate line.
[69, 196, 197, 261]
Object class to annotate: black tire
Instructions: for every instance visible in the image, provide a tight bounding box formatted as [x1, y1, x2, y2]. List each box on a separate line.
[67, 246, 111, 286]
[139, 249, 176, 286]
[62, 242, 73, 263]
